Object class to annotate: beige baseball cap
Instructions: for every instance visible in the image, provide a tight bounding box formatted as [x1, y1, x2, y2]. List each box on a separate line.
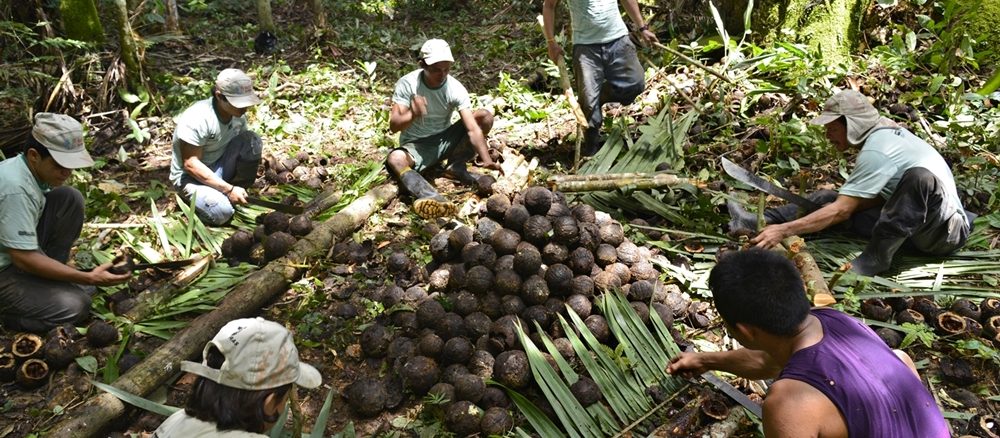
[809, 89, 878, 126]
[181, 318, 321, 391]
[31, 113, 94, 169]
[420, 39, 454, 65]
[215, 69, 261, 108]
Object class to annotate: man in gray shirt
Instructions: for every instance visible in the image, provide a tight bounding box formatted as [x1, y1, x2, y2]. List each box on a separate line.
[0, 113, 130, 332]
[385, 39, 501, 219]
[730, 90, 974, 275]
[542, 0, 658, 156]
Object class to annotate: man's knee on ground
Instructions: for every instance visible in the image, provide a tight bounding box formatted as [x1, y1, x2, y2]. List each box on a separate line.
[52, 290, 92, 325]
[900, 167, 937, 189]
[386, 150, 413, 176]
[474, 109, 494, 134]
[47, 186, 85, 212]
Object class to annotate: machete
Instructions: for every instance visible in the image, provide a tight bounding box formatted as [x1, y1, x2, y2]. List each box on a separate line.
[720, 157, 821, 213]
[109, 256, 197, 274]
[245, 196, 304, 214]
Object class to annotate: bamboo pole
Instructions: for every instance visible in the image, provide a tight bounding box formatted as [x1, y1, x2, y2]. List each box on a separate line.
[781, 236, 837, 307]
[536, 14, 589, 169]
[549, 173, 691, 193]
[48, 184, 398, 437]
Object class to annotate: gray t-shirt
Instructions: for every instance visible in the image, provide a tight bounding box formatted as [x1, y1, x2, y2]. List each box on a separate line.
[391, 69, 471, 145]
[0, 155, 47, 271]
[169, 98, 248, 185]
[840, 127, 964, 223]
[567, 0, 629, 45]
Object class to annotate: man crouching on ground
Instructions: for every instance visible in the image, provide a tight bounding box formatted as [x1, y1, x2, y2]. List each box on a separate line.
[385, 38, 501, 219]
[667, 248, 949, 437]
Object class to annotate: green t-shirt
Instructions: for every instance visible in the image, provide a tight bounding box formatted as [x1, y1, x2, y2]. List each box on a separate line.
[169, 98, 248, 185]
[567, 0, 629, 45]
[840, 128, 964, 223]
[0, 155, 47, 271]
[153, 410, 269, 438]
[391, 69, 471, 145]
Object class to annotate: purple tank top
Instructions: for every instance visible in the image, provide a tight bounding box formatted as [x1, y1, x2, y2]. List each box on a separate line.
[778, 308, 950, 437]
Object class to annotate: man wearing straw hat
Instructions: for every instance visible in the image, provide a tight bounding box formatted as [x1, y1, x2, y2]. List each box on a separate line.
[542, 0, 658, 156]
[728, 89, 974, 275]
[0, 113, 131, 332]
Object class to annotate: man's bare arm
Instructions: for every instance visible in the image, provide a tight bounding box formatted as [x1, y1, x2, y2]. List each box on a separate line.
[180, 141, 247, 203]
[753, 194, 883, 248]
[9, 248, 129, 286]
[458, 109, 497, 170]
[667, 348, 783, 380]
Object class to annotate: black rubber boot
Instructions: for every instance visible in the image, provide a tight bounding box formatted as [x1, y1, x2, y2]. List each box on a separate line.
[443, 164, 482, 187]
[850, 235, 906, 276]
[399, 170, 456, 219]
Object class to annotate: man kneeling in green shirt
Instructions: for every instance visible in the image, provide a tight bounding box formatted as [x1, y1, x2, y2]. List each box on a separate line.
[729, 90, 975, 275]
[385, 38, 501, 219]
[0, 113, 130, 332]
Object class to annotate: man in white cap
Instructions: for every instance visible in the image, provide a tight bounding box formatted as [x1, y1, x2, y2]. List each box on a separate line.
[729, 89, 974, 275]
[385, 38, 501, 219]
[154, 317, 321, 437]
[543, 0, 658, 156]
[170, 68, 264, 225]
[0, 113, 131, 332]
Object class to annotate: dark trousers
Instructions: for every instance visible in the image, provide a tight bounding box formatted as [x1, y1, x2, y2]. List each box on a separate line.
[764, 168, 971, 254]
[573, 35, 645, 148]
[0, 187, 93, 332]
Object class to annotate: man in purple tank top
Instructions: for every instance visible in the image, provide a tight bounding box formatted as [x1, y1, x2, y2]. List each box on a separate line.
[667, 248, 949, 437]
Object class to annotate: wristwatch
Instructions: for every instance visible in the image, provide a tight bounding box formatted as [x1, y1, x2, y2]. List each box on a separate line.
[639, 24, 649, 32]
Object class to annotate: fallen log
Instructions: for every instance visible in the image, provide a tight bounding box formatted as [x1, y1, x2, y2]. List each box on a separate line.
[47, 183, 398, 437]
[695, 405, 748, 438]
[780, 236, 836, 307]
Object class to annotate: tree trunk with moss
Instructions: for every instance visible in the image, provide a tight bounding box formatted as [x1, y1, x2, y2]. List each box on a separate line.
[716, 0, 869, 64]
[163, 0, 180, 33]
[111, 0, 142, 90]
[59, 0, 105, 43]
[257, 0, 275, 33]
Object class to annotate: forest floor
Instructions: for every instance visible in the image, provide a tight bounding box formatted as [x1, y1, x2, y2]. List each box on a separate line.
[1, 0, 999, 437]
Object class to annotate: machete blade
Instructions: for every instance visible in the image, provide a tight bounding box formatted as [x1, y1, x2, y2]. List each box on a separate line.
[720, 157, 821, 212]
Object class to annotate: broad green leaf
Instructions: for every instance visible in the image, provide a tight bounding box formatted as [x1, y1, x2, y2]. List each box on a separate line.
[91, 380, 179, 416]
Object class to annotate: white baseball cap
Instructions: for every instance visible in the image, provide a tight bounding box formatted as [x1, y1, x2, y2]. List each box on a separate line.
[215, 69, 262, 108]
[31, 113, 94, 169]
[181, 318, 321, 390]
[420, 39, 454, 65]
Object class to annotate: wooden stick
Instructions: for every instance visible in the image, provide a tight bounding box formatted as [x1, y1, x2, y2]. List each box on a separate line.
[549, 170, 679, 182]
[536, 15, 589, 130]
[652, 42, 734, 85]
[48, 184, 398, 437]
[781, 236, 837, 306]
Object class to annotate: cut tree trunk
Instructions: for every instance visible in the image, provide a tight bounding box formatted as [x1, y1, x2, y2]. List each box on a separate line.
[47, 184, 398, 437]
[548, 172, 692, 192]
[715, 0, 868, 64]
[110, 0, 142, 91]
[780, 236, 836, 306]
